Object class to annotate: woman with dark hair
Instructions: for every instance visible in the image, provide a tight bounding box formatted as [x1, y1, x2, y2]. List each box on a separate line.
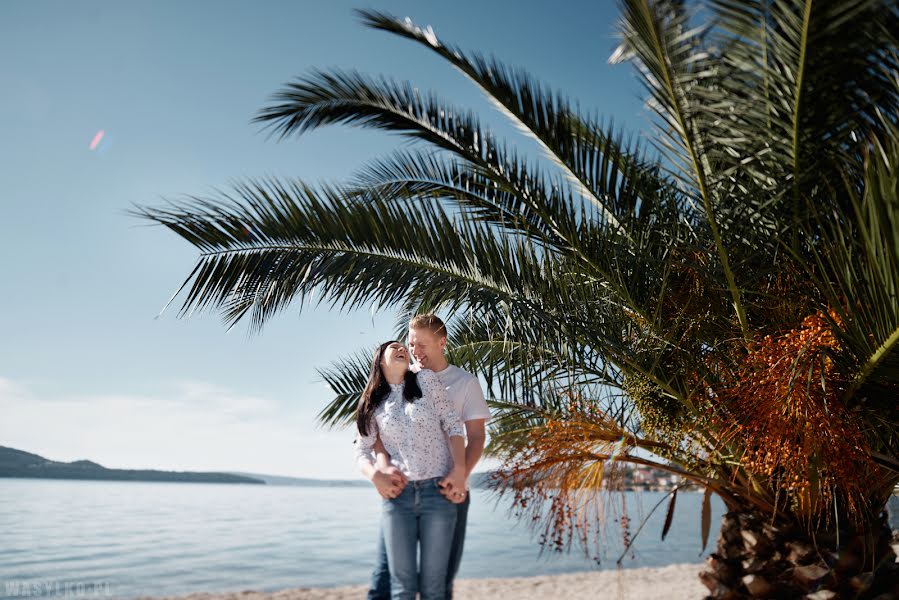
[354, 340, 466, 600]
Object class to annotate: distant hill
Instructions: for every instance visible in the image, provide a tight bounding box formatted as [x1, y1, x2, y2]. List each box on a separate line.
[0, 446, 264, 485]
[0, 445, 498, 488]
[226, 471, 369, 487]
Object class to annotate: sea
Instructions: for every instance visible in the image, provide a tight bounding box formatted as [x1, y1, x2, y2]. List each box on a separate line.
[1, 478, 897, 600]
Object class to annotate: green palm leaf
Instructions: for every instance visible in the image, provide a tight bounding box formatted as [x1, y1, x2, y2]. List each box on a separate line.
[710, 0, 899, 222]
[355, 9, 657, 229]
[316, 349, 373, 428]
[613, 0, 751, 337]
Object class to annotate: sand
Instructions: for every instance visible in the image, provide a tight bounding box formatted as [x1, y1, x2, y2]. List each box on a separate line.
[130, 542, 899, 600]
[132, 563, 707, 600]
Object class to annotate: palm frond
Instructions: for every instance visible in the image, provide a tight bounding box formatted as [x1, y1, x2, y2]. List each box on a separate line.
[316, 349, 373, 429]
[356, 9, 660, 231]
[613, 0, 751, 338]
[256, 68, 584, 231]
[135, 177, 614, 339]
[710, 0, 899, 227]
[349, 147, 582, 250]
[446, 313, 621, 403]
[487, 386, 728, 554]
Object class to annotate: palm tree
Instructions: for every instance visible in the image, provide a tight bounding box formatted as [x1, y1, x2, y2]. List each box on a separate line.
[137, 1, 899, 597]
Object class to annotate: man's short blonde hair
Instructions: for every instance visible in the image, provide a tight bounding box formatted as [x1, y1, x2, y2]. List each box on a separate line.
[409, 314, 447, 338]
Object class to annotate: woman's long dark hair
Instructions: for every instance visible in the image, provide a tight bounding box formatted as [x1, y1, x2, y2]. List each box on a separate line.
[355, 340, 422, 436]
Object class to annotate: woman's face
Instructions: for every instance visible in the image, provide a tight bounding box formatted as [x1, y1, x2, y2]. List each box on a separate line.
[380, 342, 410, 373]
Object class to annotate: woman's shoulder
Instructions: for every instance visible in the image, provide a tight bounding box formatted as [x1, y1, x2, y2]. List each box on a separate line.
[415, 368, 442, 388]
[415, 368, 436, 382]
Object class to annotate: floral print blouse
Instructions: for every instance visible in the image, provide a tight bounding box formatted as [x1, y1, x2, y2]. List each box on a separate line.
[354, 369, 464, 481]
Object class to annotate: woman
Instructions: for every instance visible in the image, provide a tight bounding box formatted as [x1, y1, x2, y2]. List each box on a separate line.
[354, 340, 467, 600]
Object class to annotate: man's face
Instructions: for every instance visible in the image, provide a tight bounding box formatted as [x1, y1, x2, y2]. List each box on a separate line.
[407, 327, 445, 369]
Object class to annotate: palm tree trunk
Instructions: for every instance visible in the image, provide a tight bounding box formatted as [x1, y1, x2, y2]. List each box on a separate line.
[699, 509, 899, 599]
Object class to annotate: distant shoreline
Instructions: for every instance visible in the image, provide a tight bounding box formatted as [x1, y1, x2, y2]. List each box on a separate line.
[0, 445, 263, 485]
[0, 445, 710, 492]
[6, 444, 891, 494]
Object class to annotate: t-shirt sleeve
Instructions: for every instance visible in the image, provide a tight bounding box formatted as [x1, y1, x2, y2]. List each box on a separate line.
[461, 376, 491, 422]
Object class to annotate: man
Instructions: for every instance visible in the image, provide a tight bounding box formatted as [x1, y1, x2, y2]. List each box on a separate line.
[360, 314, 490, 600]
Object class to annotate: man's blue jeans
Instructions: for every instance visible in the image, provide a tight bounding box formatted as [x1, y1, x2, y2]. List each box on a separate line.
[368, 487, 470, 600]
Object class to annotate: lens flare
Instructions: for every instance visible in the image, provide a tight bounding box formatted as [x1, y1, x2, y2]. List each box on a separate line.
[89, 130, 105, 151]
[606, 434, 628, 462]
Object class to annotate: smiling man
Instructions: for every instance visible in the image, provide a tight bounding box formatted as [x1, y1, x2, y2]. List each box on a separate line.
[363, 314, 490, 600]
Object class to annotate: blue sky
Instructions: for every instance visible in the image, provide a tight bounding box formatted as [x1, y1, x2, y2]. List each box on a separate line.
[1, 0, 648, 479]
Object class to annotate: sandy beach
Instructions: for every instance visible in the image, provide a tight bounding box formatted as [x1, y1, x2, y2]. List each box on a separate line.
[133, 563, 706, 600]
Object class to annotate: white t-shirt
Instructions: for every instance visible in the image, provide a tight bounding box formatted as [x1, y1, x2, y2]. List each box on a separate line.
[413, 363, 491, 425]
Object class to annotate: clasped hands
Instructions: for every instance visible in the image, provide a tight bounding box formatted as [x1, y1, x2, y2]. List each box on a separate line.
[372, 465, 468, 504]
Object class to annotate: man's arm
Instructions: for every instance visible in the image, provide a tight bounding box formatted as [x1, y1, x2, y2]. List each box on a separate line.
[462, 376, 490, 483]
[463, 418, 487, 480]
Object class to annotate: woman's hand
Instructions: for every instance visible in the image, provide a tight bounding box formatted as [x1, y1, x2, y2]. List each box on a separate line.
[372, 466, 407, 499]
[438, 467, 468, 504]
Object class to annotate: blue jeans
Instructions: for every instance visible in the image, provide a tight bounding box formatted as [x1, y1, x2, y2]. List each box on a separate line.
[368, 488, 470, 600]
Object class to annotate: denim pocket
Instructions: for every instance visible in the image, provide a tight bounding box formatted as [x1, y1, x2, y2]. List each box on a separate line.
[431, 481, 456, 505]
[432, 479, 451, 498]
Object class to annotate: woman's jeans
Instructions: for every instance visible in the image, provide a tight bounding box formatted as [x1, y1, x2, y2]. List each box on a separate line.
[380, 477, 458, 600]
[368, 493, 469, 600]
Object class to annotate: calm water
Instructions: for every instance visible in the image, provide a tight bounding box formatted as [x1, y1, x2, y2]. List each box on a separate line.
[1, 479, 896, 599]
